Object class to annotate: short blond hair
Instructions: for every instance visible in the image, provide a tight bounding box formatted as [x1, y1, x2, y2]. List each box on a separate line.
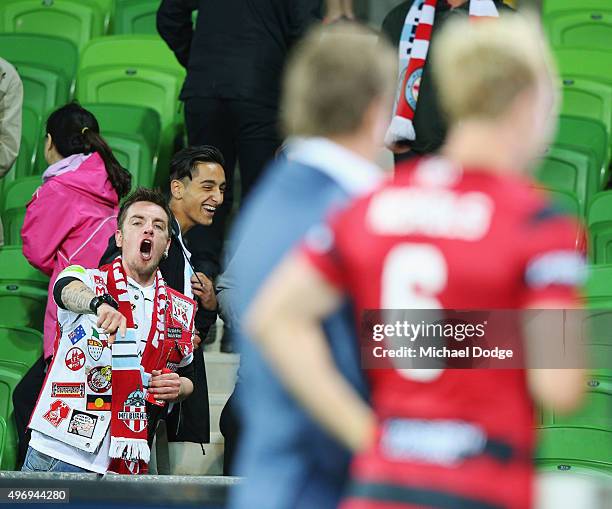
[281, 23, 396, 138]
[432, 14, 557, 124]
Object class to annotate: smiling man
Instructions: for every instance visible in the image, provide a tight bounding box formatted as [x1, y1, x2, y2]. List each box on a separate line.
[100, 145, 226, 450]
[24, 189, 196, 474]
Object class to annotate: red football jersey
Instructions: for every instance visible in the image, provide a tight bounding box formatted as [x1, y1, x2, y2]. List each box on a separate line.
[302, 157, 586, 509]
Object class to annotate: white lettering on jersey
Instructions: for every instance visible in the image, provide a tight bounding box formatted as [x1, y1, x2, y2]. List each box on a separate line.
[366, 188, 493, 241]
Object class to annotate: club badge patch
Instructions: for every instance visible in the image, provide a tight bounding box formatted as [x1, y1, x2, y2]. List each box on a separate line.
[118, 388, 147, 433]
[404, 68, 422, 110]
[51, 382, 85, 398]
[68, 325, 87, 345]
[170, 294, 194, 330]
[93, 275, 107, 296]
[87, 329, 108, 361]
[86, 394, 112, 411]
[67, 410, 98, 439]
[43, 400, 70, 427]
[65, 347, 86, 371]
[87, 365, 112, 393]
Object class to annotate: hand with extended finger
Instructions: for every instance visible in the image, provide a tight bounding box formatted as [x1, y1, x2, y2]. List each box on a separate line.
[96, 304, 127, 344]
[148, 369, 181, 401]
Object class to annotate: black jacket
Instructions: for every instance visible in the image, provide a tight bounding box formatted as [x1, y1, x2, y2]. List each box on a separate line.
[380, 0, 512, 155]
[157, 0, 322, 107]
[99, 219, 211, 443]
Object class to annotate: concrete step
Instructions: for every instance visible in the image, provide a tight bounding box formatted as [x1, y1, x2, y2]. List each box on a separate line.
[209, 392, 231, 434]
[169, 431, 225, 476]
[204, 352, 239, 394]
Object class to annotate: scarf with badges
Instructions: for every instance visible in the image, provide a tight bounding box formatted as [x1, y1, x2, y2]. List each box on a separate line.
[103, 257, 195, 474]
[384, 0, 499, 148]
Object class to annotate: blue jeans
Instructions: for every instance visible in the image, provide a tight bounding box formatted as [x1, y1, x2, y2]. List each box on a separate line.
[21, 446, 90, 473]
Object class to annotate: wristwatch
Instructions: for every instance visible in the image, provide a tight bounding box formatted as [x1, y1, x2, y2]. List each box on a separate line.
[89, 294, 119, 315]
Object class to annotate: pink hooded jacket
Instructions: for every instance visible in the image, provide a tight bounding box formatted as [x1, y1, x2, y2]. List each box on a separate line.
[22, 152, 119, 359]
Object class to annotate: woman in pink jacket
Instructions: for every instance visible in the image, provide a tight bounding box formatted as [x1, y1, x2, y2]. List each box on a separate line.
[16, 103, 131, 465]
[23, 102, 132, 358]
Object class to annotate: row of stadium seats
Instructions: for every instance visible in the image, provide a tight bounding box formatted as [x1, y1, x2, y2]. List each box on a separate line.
[0, 245, 47, 469]
[0, 0, 171, 47]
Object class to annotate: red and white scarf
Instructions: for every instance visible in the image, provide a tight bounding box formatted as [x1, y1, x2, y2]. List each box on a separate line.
[384, 0, 499, 148]
[103, 257, 195, 474]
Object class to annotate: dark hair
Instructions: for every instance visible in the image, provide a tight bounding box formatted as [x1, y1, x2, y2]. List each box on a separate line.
[46, 102, 132, 198]
[117, 187, 174, 235]
[169, 145, 225, 182]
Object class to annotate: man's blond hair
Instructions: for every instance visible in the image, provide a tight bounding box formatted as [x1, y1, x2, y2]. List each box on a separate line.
[281, 23, 396, 138]
[432, 14, 557, 124]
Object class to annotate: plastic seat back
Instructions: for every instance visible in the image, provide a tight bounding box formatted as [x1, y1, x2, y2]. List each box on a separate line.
[0, 0, 105, 51]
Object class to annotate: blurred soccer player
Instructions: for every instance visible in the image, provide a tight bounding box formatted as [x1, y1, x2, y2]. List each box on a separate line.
[247, 15, 586, 509]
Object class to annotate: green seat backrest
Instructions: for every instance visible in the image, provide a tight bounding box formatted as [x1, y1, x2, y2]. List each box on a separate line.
[81, 103, 161, 158]
[2, 208, 27, 246]
[587, 192, 612, 264]
[0, 0, 105, 52]
[0, 34, 78, 89]
[104, 134, 153, 189]
[535, 146, 599, 214]
[543, 0, 611, 15]
[0, 415, 7, 469]
[560, 77, 612, 143]
[113, 0, 161, 35]
[0, 246, 49, 290]
[0, 287, 47, 331]
[84, 0, 113, 33]
[554, 49, 612, 86]
[555, 115, 609, 185]
[12, 106, 41, 180]
[588, 191, 612, 227]
[1, 177, 41, 212]
[546, 9, 612, 50]
[0, 361, 30, 470]
[79, 35, 184, 76]
[15, 64, 70, 120]
[585, 264, 612, 303]
[535, 427, 612, 475]
[0, 326, 43, 371]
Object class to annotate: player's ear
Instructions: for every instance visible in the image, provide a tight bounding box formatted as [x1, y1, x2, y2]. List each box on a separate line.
[115, 229, 123, 249]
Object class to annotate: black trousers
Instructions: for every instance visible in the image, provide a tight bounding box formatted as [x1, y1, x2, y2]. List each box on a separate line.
[184, 97, 281, 277]
[12, 355, 48, 469]
[219, 384, 240, 476]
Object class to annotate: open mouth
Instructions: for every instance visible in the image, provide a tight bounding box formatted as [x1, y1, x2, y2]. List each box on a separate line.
[139, 239, 152, 261]
[202, 204, 216, 217]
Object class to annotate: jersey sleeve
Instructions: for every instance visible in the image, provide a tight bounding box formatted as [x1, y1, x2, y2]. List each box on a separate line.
[519, 206, 587, 307]
[52, 265, 95, 308]
[300, 209, 352, 291]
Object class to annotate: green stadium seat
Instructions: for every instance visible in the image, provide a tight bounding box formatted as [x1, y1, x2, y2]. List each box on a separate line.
[0, 326, 43, 370]
[535, 146, 599, 214]
[535, 427, 612, 476]
[0, 0, 105, 52]
[587, 191, 612, 264]
[1, 177, 41, 212]
[0, 34, 79, 93]
[585, 264, 612, 306]
[560, 78, 612, 146]
[0, 287, 47, 332]
[554, 49, 612, 86]
[546, 9, 612, 50]
[555, 116, 610, 187]
[0, 360, 31, 471]
[113, 0, 161, 35]
[12, 107, 41, 180]
[2, 208, 27, 246]
[0, 246, 49, 291]
[79, 35, 184, 76]
[538, 187, 581, 217]
[15, 64, 70, 120]
[105, 134, 154, 188]
[543, 0, 611, 15]
[85, 0, 113, 33]
[0, 415, 8, 470]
